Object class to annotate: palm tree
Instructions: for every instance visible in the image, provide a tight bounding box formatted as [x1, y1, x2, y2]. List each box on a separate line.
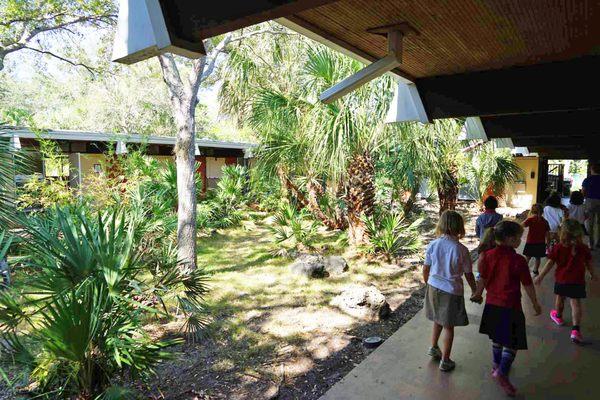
[300, 46, 394, 243]
[426, 119, 464, 213]
[463, 142, 523, 205]
[0, 138, 30, 223]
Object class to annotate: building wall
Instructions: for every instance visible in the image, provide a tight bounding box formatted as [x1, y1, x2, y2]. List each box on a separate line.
[506, 156, 539, 209]
[79, 154, 106, 181]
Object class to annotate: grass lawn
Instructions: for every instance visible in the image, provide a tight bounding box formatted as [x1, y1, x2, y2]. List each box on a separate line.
[142, 212, 433, 400]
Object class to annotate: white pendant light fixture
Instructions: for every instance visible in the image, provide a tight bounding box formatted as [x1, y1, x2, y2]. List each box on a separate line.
[9, 135, 21, 151]
[116, 140, 128, 155]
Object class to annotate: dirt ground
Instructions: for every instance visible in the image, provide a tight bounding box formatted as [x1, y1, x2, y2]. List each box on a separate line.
[133, 201, 491, 400]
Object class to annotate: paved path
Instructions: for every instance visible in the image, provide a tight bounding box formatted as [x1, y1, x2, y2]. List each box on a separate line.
[321, 243, 600, 400]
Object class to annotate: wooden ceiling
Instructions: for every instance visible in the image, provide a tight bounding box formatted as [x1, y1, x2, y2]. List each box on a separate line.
[289, 0, 600, 78]
[153, 0, 600, 158]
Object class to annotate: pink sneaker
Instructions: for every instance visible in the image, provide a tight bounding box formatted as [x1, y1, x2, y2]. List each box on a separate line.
[493, 370, 517, 397]
[491, 363, 499, 375]
[571, 330, 583, 344]
[550, 310, 564, 326]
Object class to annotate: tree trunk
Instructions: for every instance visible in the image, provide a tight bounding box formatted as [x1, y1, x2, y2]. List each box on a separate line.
[277, 166, 309, 209]
[437, 165, 459, 214]
[174, 105, 198, 270]
[306, 180, 342, 230]
[346, 151, 376, 246]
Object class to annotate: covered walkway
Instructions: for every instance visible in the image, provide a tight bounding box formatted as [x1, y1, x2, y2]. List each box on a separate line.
[321, 246, 600, 399]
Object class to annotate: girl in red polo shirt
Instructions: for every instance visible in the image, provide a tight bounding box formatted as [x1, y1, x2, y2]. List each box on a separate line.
[471, 220, 542, 397]
[534, 219, 596, 344]
[523, 204, 550, 276]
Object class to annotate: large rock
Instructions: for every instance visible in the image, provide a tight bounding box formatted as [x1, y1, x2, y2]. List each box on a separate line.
[330, 285, 391, 321]
[289, 254, 327, 278]
[323, 255, 349, 276]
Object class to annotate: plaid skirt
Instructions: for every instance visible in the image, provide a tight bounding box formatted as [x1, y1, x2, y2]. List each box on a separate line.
[425, 285, 469, 327]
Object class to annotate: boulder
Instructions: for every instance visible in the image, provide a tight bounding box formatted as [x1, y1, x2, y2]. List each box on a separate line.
[289, 254, 327, 278]
[323, 255, 349, 276]
[330, 285, 391, 321]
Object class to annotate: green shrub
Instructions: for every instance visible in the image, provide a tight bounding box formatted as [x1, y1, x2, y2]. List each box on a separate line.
[363, 211, 423, 261]
[196, 165, 249, 231]
[269, 203, 318, 253]
[0, 205, 208, 398]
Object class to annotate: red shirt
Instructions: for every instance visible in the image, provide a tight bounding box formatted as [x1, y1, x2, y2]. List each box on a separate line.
[523, 216, 550, 244]
[479, 246, 533, 310]
[547, 243, 591, 284]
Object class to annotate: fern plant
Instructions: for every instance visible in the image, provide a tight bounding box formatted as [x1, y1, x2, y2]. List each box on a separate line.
[0, 205, 209, 398]
[363, 211, 423, 261]
[269, 203, 318, 253]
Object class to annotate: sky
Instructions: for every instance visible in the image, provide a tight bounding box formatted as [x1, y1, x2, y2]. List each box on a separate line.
[3, 23, 223, 123]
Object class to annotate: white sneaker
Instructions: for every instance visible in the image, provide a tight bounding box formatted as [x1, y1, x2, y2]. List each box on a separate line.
[427, 346, 442, 359]
[439, 358, 456, 372]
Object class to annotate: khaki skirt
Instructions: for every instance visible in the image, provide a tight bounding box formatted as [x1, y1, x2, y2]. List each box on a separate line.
[425, 285, 469, 327]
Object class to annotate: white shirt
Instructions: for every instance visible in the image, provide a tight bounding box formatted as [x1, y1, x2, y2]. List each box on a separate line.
[543, 206, 564, 232]
[568, 204, 585, 225]
[424, 235, 472, 296]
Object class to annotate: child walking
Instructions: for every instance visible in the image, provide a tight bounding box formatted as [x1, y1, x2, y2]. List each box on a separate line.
[568, 191, 586, 226]
[475, 196, 503, 239]
[523, 204, 550, 275]
[543, 191, 565, 248]
[471, 220, 542, 397]
[534, 219, 596, 344]
[423, 210, 477, 372]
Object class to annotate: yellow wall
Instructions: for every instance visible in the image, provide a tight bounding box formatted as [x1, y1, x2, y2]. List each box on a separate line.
[78, 154, 174, 181]
[507, 156, 539, 209]
[79, 154, 105, 180]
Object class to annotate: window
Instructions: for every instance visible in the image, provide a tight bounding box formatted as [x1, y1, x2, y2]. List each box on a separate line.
[43, 156, 70, 178]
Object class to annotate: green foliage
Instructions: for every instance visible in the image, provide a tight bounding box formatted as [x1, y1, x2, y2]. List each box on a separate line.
[215, 164, 248, 208]
[0, 200, 209, 397]
[196, 165, 249, 231]
[0, 137, 31, 220]
[248, 169, 284, 211]
[269, 203, 318, 253]
[462, 143, 523, 203]
[363, 211, 423, 261]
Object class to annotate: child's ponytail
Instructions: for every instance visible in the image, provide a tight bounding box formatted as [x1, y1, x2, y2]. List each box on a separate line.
[478, 226, 496, 254]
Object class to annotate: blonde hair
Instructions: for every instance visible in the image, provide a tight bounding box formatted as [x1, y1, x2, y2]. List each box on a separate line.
[436, 210, 465, 238]
[529, 203, 542, 216]
[478, 227, 496, 254]
[559, 219, 584, 247]
[493, 220, 524, 245]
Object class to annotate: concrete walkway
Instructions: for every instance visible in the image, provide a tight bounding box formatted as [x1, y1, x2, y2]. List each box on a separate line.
[321, 247, 600, 399]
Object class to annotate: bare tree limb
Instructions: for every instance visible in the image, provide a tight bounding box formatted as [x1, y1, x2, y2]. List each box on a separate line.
[21, 46, 96, 75]
[21, 14, 115, 45]
[158, 53, 186, 103]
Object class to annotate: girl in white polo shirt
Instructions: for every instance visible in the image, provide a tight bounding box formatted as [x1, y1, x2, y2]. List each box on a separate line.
[423, 210, 477, 372]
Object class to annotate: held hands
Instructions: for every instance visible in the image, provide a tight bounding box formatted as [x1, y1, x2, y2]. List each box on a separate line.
[470, 293, 483, 304]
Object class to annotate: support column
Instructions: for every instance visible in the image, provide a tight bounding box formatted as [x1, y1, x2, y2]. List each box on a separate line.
[536, 157, 549, 204]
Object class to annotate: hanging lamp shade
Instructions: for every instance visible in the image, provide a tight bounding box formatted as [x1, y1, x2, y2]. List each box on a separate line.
[112, 0, 205, 65]
[385, 81, 429, 124]
[116, 141, 128, 155]
[464, 117, 488, 141]
[9, 135, 21, 151]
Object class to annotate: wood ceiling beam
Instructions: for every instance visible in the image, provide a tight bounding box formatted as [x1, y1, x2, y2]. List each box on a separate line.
[158, 0, 339, 41]
[415, 56, 600, 119]
[481, 109, 600, 139]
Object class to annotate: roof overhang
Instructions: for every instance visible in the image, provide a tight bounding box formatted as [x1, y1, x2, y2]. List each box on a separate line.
[112, 0, 600, 159]
[0, 128, 255, 151]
